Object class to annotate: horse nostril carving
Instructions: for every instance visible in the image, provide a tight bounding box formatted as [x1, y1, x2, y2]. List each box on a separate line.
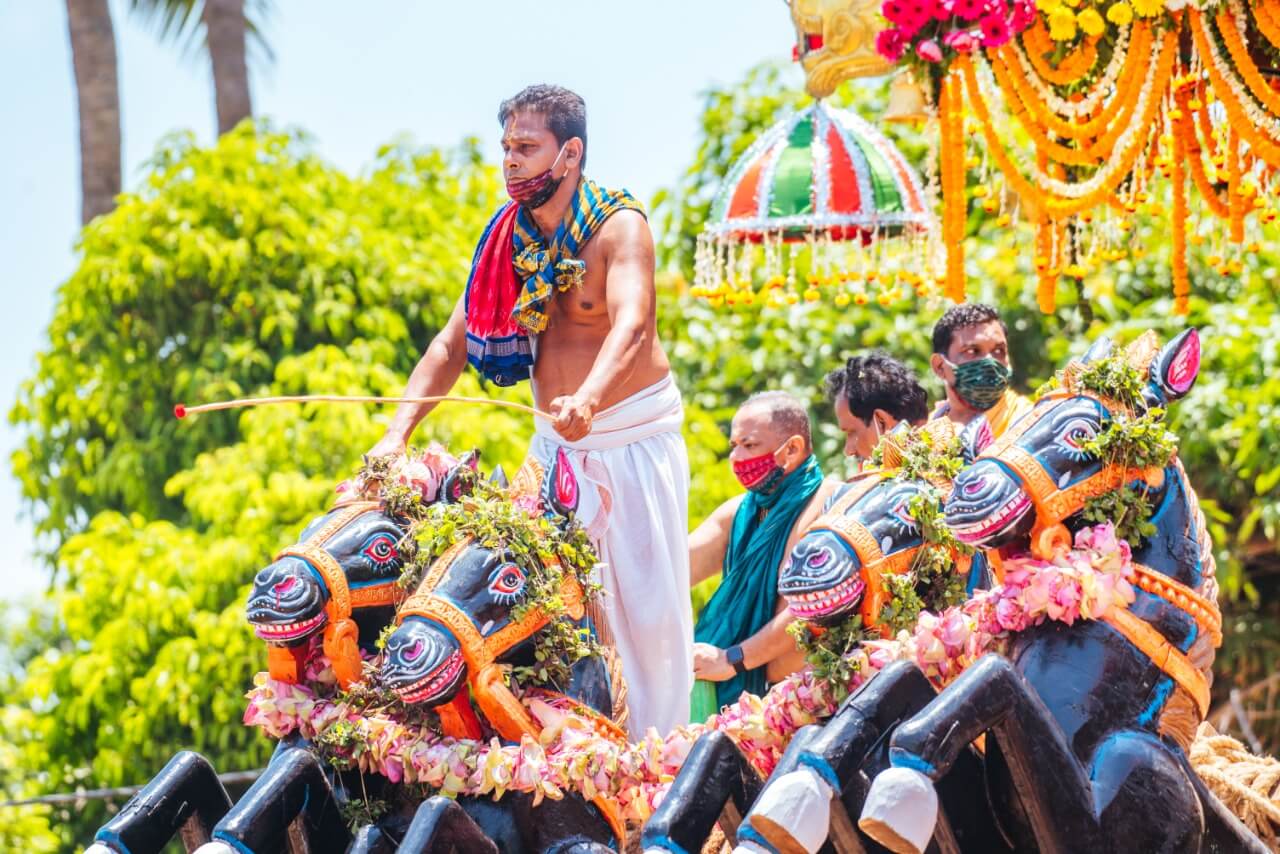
[963, 477, 986, 496]
[272, 577, 297, 595]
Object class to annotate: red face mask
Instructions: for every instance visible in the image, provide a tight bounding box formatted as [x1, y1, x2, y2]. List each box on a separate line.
[505, 142, 568, 209]
[732, 445, 787, 494]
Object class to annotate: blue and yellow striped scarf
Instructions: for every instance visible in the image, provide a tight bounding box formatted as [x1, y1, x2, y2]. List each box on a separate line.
[510, 178, 644, 334]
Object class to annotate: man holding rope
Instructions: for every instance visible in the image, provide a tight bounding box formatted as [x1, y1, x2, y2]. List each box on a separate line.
[368, 85, 692, 735]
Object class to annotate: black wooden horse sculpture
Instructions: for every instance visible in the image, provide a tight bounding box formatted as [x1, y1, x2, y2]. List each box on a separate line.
[84, 452, 503, 854]
[178, 449, 624, 854]
[245, 450, 480, 688]
[376, 447, 626, 853]
[850, 330, 1269, 854]
[642, 426, 1003, 854]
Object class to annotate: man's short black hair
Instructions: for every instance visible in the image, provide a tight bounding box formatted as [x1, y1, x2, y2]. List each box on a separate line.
[825, 352, 929, 424]
[931, 303, 1007, 356]
[498, 84, 588, 170]
[741, 391, 812, 452]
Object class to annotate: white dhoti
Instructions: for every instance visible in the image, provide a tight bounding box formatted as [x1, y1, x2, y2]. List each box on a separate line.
[530, 375, 693, 736]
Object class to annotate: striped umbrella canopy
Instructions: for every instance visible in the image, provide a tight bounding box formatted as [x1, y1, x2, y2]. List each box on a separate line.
[706, 100, 933, 243]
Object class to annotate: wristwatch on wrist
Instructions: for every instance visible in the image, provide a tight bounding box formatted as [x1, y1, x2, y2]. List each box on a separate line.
[725, 644, 746, 676]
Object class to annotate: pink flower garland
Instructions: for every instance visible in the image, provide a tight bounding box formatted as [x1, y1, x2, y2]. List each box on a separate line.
[877, 0, 1038, 66]
[244, 523, 1135, 821]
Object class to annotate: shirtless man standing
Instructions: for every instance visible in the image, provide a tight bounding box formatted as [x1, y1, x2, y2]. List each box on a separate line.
[368, 85, 692, 734]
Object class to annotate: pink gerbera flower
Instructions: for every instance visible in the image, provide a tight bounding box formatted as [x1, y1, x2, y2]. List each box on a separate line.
[952, 0, 988, 21]
[883, 0, 911, 25]
[1009, 0, 1037, 32]
[876, 27, 909, 62]
[980, 11, 1012, 47]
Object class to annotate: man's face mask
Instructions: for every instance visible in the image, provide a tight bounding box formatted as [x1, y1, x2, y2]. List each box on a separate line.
[852, 415, 885, 474]
[505, 141, 569, 209]
[733, 442, 790, 494]
[943, 355, 1013, 411]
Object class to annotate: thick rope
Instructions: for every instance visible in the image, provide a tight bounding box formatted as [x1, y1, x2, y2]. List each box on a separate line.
[1190, 723, 1280, 850]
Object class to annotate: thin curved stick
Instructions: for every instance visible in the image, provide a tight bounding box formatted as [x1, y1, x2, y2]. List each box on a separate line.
[173, 394, 553, 421]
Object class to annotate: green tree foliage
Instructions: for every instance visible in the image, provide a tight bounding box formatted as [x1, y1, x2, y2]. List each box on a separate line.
[8, 125, 501, 547]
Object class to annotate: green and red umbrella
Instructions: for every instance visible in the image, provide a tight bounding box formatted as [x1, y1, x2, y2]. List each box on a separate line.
[694, 100, 936, 302]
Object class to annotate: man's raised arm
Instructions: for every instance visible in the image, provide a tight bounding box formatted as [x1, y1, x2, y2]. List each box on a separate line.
[548, 211, 654, 441]
[368, 295, 469, 458]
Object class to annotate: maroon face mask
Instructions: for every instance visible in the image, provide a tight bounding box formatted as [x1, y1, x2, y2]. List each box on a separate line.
[505, 143, 568, 209]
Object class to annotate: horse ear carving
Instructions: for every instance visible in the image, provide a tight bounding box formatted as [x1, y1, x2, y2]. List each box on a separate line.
[1081, 336, 1115, 365]
[441, 450, 481, 504]
[542, 448, 580, 521]
[489, 465, 509, 489]
[960, 416, 995, 465]
[1150, 328, 1201, 402]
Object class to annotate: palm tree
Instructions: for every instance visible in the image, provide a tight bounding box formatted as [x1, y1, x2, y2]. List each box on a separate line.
[129, 0, 272, 135]
[66, 0, 121, 224]
[202, 0, 253, 133]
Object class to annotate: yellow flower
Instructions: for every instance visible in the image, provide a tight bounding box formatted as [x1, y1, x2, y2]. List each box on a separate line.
[1037, 0, 1062, 11]
[1078, 7, 1106, 35]
[1048, 6, 1078, 40]
[1106, 1, 1134, 24]
[1131, 0, 1163, 16]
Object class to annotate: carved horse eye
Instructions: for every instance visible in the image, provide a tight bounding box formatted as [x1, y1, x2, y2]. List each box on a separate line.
[362, 534, 399, 566]
[806, 548, 831, 568]
[889, 498, 919, 533]
[488, 562, 527, 602]
[404, 639, 424, 662]
[1056, 418, 1098, 460]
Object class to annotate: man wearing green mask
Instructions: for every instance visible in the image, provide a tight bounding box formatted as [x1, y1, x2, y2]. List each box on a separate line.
[929, 302, 1033, 438]
[686, 392, 841, 718]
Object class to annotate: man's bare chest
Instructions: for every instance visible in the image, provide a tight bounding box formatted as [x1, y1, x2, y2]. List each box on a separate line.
[545, 245, 609, 324]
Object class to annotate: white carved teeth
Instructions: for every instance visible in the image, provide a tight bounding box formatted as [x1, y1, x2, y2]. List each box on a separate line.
[397, 652, 465, 702]
[255, 613, 325, 636]
[956, 491, 1031, 539]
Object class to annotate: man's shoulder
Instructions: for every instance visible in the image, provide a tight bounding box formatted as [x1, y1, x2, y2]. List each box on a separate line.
[594, 207, 652, 251]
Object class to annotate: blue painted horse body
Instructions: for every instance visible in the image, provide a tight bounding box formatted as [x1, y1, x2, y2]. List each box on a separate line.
[857, 330, 1268, 854]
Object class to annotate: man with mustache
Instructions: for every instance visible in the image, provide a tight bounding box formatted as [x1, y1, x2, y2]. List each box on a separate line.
[369, 85, 692, 735]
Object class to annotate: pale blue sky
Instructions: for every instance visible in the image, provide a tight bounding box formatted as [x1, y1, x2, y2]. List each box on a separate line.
[0, 1, 799, 602]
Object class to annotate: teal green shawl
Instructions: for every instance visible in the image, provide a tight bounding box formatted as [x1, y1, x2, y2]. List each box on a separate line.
[694, 456, 824, 708]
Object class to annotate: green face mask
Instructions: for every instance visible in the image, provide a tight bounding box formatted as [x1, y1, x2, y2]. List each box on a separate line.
[944, 355, 1012, 411]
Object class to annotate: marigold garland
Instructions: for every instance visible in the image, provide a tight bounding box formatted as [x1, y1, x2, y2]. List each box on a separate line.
[1176, 86, 1231, 220]
[959, 30, 1175, 218]
[1257, 0, 1280, 49]
[1172, 87, 1192, 315]
[939, 71, 967, 302]
[1190, 9, 1280, 169]
[1227, 126, 1246, 245]
[1022, 18, 1101, 84]
[988, 49, 1147, 166]
[1215, 9, 1280, 118]
[995, 23, 1151, 143]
